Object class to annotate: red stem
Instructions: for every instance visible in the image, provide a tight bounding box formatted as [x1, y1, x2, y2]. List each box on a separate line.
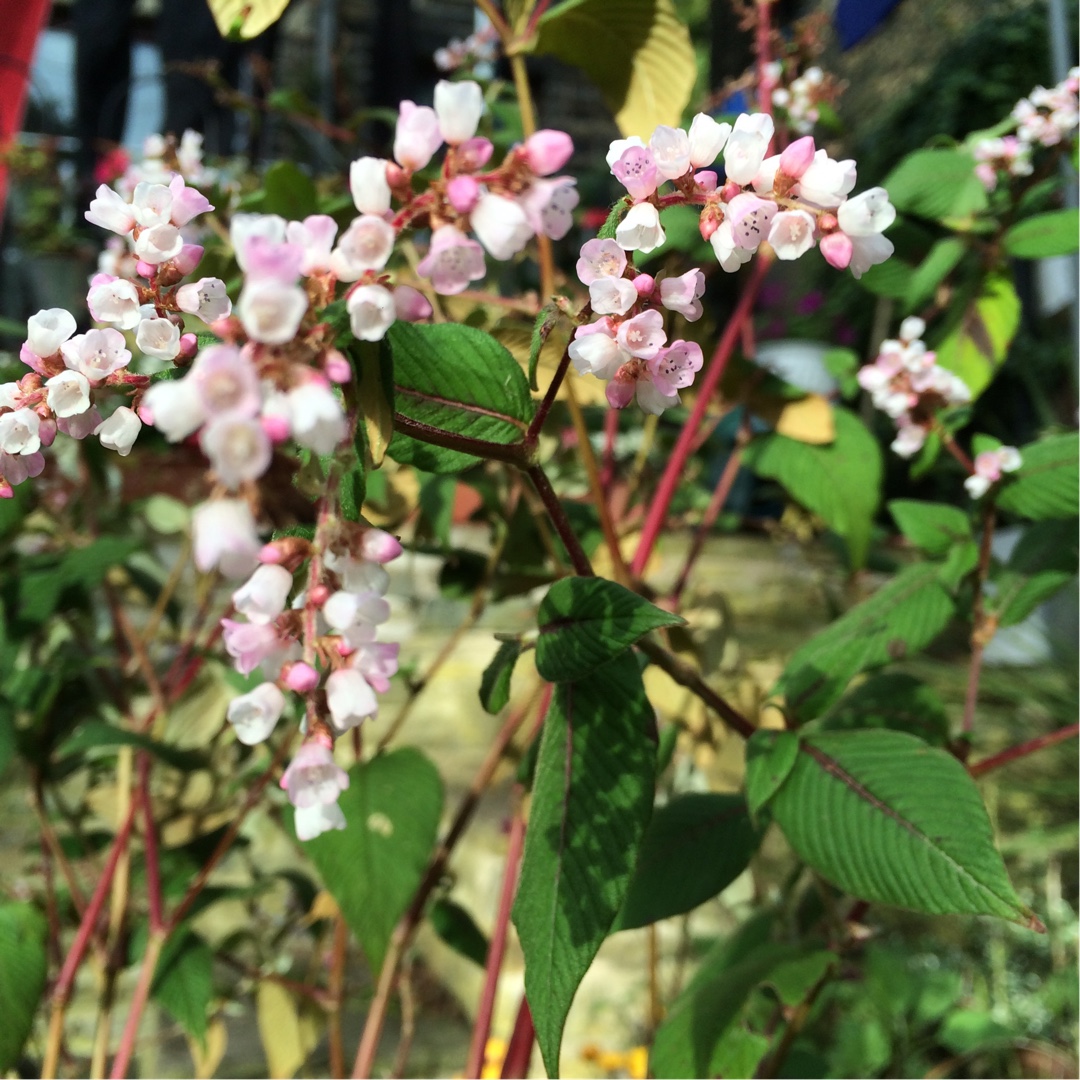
[968, 723, 1080, 778]
[108, 930, 164, 1079]
[499, 996, 535, 1079]
[600, 408, 619, 488]
[465, 805, 527, 1078]
[630, 258, 768, 576]
[756, 0, 774, 117]
[527, 465, 594, 577]
[138, 752, 163, 932]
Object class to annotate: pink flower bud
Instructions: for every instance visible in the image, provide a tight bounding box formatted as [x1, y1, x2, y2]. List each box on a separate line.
[38, 418, 57, 447]
[779, 136, 816, 179]
[283, 661, 320, 693]
[393, 285, 434, 323]
[178, 333, 199, 359]
[819, 231, 853, 270]
[818, 213, 838, 232]
[360, 528, 403, 564]
[259, 543, 284, 563]
[446, 175, 481, 214]
[698, 208, 720, 241]
[173, 244, 205, 275]
[720, 180, 742, 203]
[524, 129, 574, 176]
[694, 170, 718, 192]
[606, 366, 638, 409]
[310, 583, 332, 606]
[0, 482, 13, 499]
[324, 349, 352, 384]
[633, 274, 656, 295]
[457, 137, 494, 172]
[136, 260, 156, 279]
[261, 414, 291, 443]
[386, 162, 408, 188]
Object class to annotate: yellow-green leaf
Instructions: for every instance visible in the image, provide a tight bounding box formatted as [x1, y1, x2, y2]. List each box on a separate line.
[531, 0, 695, 137]
[208, 0, 291, 39]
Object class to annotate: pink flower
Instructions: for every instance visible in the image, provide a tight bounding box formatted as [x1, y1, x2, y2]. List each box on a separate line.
[434, 79, 483, 144]
[457, 137, 494, 171]
[394, 100, 443, 171]
[175, 277, 232, 321]
[393, 285, 433, 323]
[349, 157, 392, 215]
[241, 236, 305, 285]
[280, 739, 350, 809]
[231, 213, 287, 268]
[611, 145, 660, 202]
[819, 231, 853, 270]
[167, 174, 213, 226]
[965, 447, 1022, 497]
[61, 328, 131, 383]
[416, 225, 486, 295]
[710, 219, 753, 273]
[796, 150, 856, 209]
[189, 344, 260, 419]
[326, 668, 378, 732]
[330, 215, 396, 280]
[727, 193, 778, 252]
[589, 276, 638, 316]
[58, 406, 103, 440]
[659, 268, 706, 321]
[446, 175, 480, 214]
[351, 641, 399, 694]
[767, 209, 817, 260]
[227, 682, 285, 745]
[523, 129, 573, 176]
[222, 618, 284, 675]
[286, 215, 339, 275]
[778, 136, 816, 179]
[358, 528, 403, 564]
[193, 498, 262, 578]
[568, 322, 624, 380]
[576, 238, 627, 285]
[85, 184, 136, 234]
[648, 340, 703, 396]
[520, 178, 578, 240]
[616, 309, 666, 359]
[201, 416, 272, 488]
[470, 192, 533, 260]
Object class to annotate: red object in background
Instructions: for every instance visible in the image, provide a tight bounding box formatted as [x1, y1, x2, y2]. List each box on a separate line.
[0, 0, 52, 220]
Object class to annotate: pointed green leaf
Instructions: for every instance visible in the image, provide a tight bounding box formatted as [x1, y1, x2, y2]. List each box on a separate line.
[262, 161, 318, 219]
[613, 793, 761, 931]
[821, 672, 951, 746]
[532, 0, 695, 138]
[745, 730, 801, 817]
[479, 639, 522, 714]
[888, 500, 971, 557]
[938, 539, 980, 590]
[536, 576, 683, 682]
[0, 903, 47, 1071]
[996, 432, 1078, 521]
[152, 929, 214, 1043]
[529, 305, 559, 392]
[743, 407, 882, 568]
[777, 562, 955, 721]
[883, 148, 989, 220]
[302, 748, 443, 971]
[429, 898, 489, 968]
[57, 721, 208, 772]
[387, 322, 534, 473]
[1003, 209, 1080, 258]
[906, 237, 966, 309]
[513, 653, 655, 1076]
[989, 519, 1078, 627]
[771, 730, 1038, 926]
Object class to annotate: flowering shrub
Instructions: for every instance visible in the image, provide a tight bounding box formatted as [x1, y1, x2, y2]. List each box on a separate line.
[1, 2, 1077, 1078]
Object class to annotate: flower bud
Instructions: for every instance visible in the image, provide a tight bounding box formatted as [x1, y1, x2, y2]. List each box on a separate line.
[523, 129, 574, 175]
[446, 175, 481, 214]
[779, 136, 816, 179]
[283, 661, 320, 693]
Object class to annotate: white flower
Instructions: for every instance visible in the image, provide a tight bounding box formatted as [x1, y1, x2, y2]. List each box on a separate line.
[287, 382, 348, 455]
[192, 499, 262, 578]
[134, 223, 184, 264]
[61, 328, 131, 383]
[470, 192, 533, 260]
[723, 112, 775, 186]
[233, 564, 294, 624]
[131, 181, 173, 227]
[280, 740, 350, 808]
[615, 202, 666, 253]
[605, 136, 645, 170]
[85, 185, 136, 234]
[88, 279, 141, 329]
[27, 308, 77, 358]
[0, 408, 41, 455]
[95, 406, 142, 456]
[143, 377, 205, 441]
[175, 277, 232, 322]
[350, 157, 392, 215]
[136, 317, 181, 360]
[45, 371, 91, 418]
[346, 284, 396, 342]
[294, 800, 347, 841]
[393, 101, 443, 171]
[837, 187, 896, 236]
[227, 682, 286, 745]
[767, 209, 817, 260]
[236, 280, 308, 344]
[797, 150, 857, 209]
[576, 238, 627, 284]
[710, 220, 753, 273]
[285, 215, 338, 275]
[648, 124, 691, 180]
[687, 113, 731, 168]
[568, 329, 625, 380]
[231, 213, 287, 270]
[329, 215, 396, 281]
[434, 79, 484, 144]
[326, 668, 378, 733]
[899, 316, 926, 343]
[848, 233, 895, 279]
[200, 416, 273, 488]
[588, 277, 638, 316]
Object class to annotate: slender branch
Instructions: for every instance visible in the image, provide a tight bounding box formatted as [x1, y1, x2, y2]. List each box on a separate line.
[465, 802, 527, 1077]
[526, 311, 590, 447]
[328, 914, 349, 1078]
[631, 257, 769, 576]
[968, 723, 1080, 778]
[755, 0, 775, 117]
[474, 0, 513, 40]
[393, 412, 529, 467]
[108, 929, 166, 1079]
[637, 638, 757, 739]
[526, 465, 594, 576]
[499, 996, 535, 1078]
[942, 432, 976, 475]
[351, 688, 548, 1078]
[389, 962, 417, 1079]
[962, 505, 997, 737]
[139, 753, 163, 932]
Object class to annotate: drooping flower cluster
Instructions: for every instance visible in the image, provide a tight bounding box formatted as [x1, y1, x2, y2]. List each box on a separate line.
[218, 522, 402, 841]
[857, 317, 971, 458]
[434, 24, 499, 73]
[568, 239, 705, 414]
[604, 111, 896, 280]
[965, 445, 1021, 499]
[972, 70, 1079, 191]
[765, 63, 830, 136]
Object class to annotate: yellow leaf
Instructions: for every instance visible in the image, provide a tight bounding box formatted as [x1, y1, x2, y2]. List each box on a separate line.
[531, 0, 696, 137]
[189, 1018, 228, 1079]
[354, 342, 394, 468]
[207, 0, 291, 40]
[772, 394, 836, 445]
[256, 982, 316, 1079]
[301, 889, 341, 927]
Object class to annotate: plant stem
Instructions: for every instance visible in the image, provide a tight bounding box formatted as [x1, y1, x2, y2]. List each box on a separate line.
[108, 929, 166, 1079]
[465, 802, 527, 1078]
[631, 257, 769, 576]
[389, 962, 417, 1079]
[526, 464, 594, 576]
[351, 688, 547, 1078]
[499, 996, 535, 1078]
[475, 0, 513, 40]
[962, 505, 997, 736]
[636, 638, 757, 739]
[328, 914, 349, 1078]
[968, 723, 1080, 778]
[942, 432, 976, 474]
[756, 0, 774, 116]
[138, 753, 164, 932]
[525, 337, 576, 447]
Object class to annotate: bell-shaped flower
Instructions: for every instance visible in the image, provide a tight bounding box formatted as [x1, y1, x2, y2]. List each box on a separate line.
[796, 150, 856, 209]
[687, 113, 731, 168]
[615, 202, 666, 254]
[236, 280, 308, 344]
[649, 125, 691, 180]
[606, 136, 646, 169]
[347, 283, 397, 342]
[393, 285, 433, 323]
[134, 223, 184, 264]
[848, 233, 894, 279]
[723, 112, 775, 186]
[136, 317, 181, 360]
[330, 215, 396, 281]
[96, 406, 142, 456]
[767, 209, 817, 260]
[167, 174, 213, 226]
[648, 340, 703, 398]
[85, 184, 136, 234]
[520, 178, 578, 240]
[241, 237, 305, 285]
[326, 668, 378, 733]
[569, 321, 625, 380]
[358, 528, 403, 565]
[394, 100, 443, 171]
[62, 328, 131, 383]
[131, 182, 173, 227]
[659, 268, 706, 320]
[836, 187, 896, 237]
[27, 308, 77, 359]
[589, 276, 638, 316]
[281, 738, 350, 808]
[175, 277, 233, 322]
[88, 278, 141, 329]
[891, 425, 927, 458]
[778, 136, 816, 179]
[616, 309, 666, 359]
[351, 641, 399, 694]
[233, 564, 294, 624]
[416, 225, 486, 295]
[192, 498, 261, 578]
[470, 192, 533, 260]
[231, 213, 287, 269]
[201, 416, 272, 488]
[710, 219, 753, 273]
[288, 382, 348, 455]
[222, 618, 285, 676]
[727, 192, 778, 252]
[0, 408, 41, 455]
[434, 79, 483, 145]
[58, 406, 103, 441]
[294, 800, 347, 841]
[576, 238, 626, 284]
[611, 145, 660, 202]
[189, 344, 261, 419]
[227, 682, 285, 746]
[349, 157, 392, 215]
[45, 371, 91, 418]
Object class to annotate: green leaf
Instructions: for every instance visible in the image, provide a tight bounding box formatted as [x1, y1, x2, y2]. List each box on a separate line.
[743, 407, 883, 568]
[153, 929, 214, 1042]
[821, 672, 951, 746]
[934, 274, 1020, 399]
[535, 576, 683, 682]
[429, 898, 489, 968]
[597, 199, 630, 240]
[262, 161, 317, 219]
[532, 0, 695, 138]
[613, 793, 761, 931]
[766, 950, 837, 1006]
[744, 730, 801, 818]
[857, 258, 915, 299]
[938, 539, 980, 590]
[996, 432, 1078, 521]
[479, 639, 522, 714]
[0, 902, 47, 1071]
[529, 305, 559, 392]
[387, 322, 534, 473]
[777, 562, 955, 721]
[0, 711, 15, 776]
[351, 338, 394, 473]
[770, 730, 1038, 926]
[906, 237, 966, 309]
[513, 652, 656, 1077]
[57, 720, 208, 772]
[302, 748, 443, 972]
[634, 203, 711, 264]
[989, 520, 1078, 627]
[1003, 209, 1080, 258]
[888, 500, 971, 556]
[883, 148, 989, 221]
[417, 473, 455, 548]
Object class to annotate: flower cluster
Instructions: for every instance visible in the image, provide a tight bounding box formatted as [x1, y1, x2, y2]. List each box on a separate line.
[604, 111, 896, 279]
[219, 522, 402, 841]
[765, 63, 829, 136]
[568, 240, 705, 413]
[965, 445, 1021, 499]
[857, 317, 971, 458]
[434, 24, 499, 73]
[972, 135, 1032, 192]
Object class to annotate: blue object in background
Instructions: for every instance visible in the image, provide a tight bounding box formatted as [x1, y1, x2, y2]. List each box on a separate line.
[835, 0, 906, 49]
